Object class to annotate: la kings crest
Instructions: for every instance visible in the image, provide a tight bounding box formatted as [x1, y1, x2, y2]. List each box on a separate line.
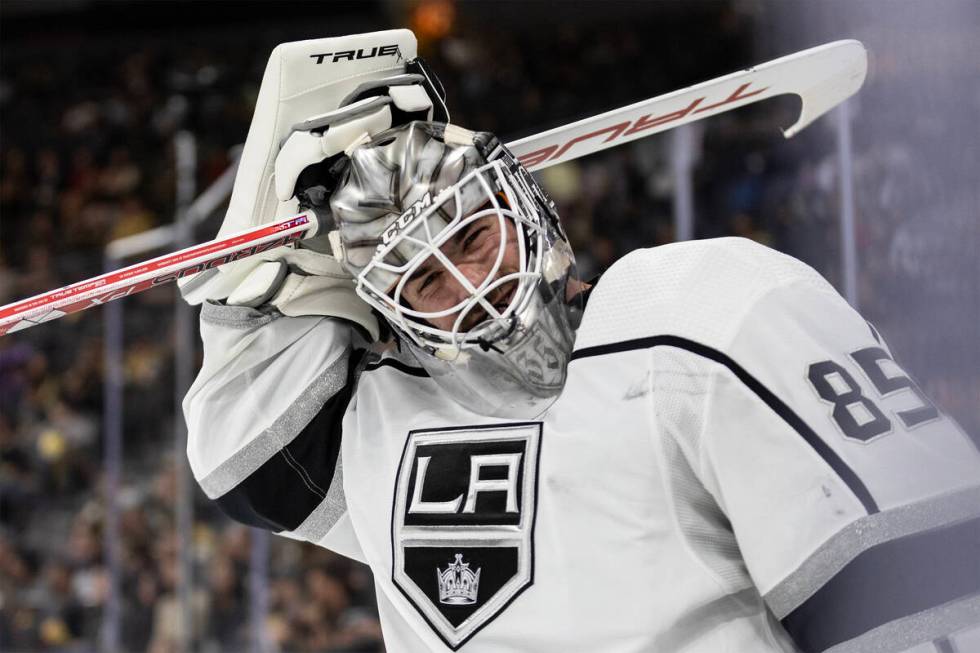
[391, 422, 541, 649]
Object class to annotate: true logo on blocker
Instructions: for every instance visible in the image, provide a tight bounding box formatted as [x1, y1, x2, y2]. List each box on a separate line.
[391, 423, 542, 650]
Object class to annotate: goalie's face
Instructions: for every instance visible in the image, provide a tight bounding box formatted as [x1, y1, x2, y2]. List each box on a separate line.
[355, 158, 545, 353]
[399, 209, 520, 332]
[332, 122, 582, 418]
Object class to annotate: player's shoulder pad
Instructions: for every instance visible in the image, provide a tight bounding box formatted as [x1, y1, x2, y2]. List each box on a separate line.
[575, 237, 834, 352]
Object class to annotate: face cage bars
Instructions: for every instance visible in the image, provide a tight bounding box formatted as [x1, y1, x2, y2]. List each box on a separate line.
[355, 160, 546, 352]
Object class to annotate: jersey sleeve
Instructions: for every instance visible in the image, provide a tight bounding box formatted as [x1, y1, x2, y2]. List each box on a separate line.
[684, 275, 980, 653]
[182, 302, 365, 562]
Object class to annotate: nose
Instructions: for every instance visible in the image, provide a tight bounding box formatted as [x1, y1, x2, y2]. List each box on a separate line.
[438, 260, 492, 308]
[456, 260, 493, 292]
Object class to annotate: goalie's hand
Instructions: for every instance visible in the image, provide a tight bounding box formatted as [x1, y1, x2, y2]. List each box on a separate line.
[210, 97, 393, 338]
[233, 76, 439, 338]
[276, 73, 439, 213]
[218, 232, 382, 341]
[183, 96, 393, 341]
[182, 67, 440, 343]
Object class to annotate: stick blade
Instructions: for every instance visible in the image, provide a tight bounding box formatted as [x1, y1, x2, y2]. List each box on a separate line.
[782, 39, 868, 138]
[509, 40, 868, 170]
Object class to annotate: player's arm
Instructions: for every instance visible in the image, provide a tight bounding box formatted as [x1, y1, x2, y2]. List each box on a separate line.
[182, 249, 378, 561]
[179, 60, 391, 559]
[676, 262, 980, 652]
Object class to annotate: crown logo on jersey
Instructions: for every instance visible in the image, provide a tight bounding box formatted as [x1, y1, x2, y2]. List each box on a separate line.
[437, 554, 481, 605]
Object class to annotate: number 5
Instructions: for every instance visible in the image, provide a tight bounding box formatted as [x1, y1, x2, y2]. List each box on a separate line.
[808, 347, 938, 442]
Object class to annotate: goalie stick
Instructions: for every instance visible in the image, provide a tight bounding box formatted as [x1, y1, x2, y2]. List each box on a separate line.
[0, 40, 866, 336]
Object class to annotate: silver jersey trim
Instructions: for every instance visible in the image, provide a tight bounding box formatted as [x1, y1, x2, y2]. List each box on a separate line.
[291, 452, 349, 542]
[764, 484, 980, 619]
[200, 301, 278, 330]
[199, 348, 350, 499]
[824, 594, 980, 653]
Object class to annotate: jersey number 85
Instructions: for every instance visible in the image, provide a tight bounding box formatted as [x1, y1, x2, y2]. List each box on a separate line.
[808, 345, 939, 442]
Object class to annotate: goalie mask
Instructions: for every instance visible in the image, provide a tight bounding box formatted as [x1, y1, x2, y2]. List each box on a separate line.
[330, 121, 582, 418]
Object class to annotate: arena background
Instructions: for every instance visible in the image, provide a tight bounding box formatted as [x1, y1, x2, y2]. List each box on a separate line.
[1, 1, 977, 651]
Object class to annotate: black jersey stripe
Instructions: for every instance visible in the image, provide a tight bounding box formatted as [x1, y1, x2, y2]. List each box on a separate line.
[364, 357, 430, 377]
[214, 351, 362, 532]
[570, 335, 879, 514]
[780, 515, 980, 653]
[765, 486, 980, 620]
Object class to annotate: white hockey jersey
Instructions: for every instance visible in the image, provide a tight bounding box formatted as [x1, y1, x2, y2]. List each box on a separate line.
[184, 238, 980, 653]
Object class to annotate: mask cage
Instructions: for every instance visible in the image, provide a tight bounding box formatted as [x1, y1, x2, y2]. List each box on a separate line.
[355, 160, 546, 353]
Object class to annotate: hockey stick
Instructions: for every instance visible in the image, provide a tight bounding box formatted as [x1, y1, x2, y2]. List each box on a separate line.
[0, 213, 318, 335]
[0, 40, 866, 336]
[511, 39, 866, 170]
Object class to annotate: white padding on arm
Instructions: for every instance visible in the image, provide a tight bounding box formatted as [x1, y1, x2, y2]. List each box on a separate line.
[226, 260, 288, 308]
[221, 245, 380, 341]
[270, 273, 379, 341]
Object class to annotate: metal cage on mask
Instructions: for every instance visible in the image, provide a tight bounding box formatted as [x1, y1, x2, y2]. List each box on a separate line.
[356, 158, 546, 356]
[331, 121, 582, 418]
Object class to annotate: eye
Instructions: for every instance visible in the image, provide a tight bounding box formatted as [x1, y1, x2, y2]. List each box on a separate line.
[418, 269, 441, 293]
[463, 226, 490, 252]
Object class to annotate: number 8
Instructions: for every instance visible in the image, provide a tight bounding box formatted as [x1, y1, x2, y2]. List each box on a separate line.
[808, 360, 891, 441]
[807, 346, 938, 442]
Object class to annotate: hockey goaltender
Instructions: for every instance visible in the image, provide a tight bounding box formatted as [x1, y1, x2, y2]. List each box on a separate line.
[181, 31, 980, 653]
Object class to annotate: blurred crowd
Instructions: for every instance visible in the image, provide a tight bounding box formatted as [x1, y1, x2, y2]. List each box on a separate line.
[1, 462, 381, 652]
[1, 2, 977, 652]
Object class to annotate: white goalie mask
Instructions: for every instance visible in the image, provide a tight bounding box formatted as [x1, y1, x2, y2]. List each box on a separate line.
[330, 121, 583, 418]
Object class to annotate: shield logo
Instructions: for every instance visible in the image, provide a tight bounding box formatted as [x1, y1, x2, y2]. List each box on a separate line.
[391, 422, 542, 650]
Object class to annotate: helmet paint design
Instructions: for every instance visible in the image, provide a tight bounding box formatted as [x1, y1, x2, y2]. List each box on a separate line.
[330, 121, 581, 417]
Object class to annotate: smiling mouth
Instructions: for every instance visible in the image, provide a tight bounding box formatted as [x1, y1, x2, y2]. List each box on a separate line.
[461, 282, 518, 331]
[493, 286, 516, 313]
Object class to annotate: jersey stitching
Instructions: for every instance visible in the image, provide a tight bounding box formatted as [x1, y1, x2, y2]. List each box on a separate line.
[661, 426, 754, 601]
[283, 447, 328, 498]
[199, 301, 278, 330]
[645, 347, 754, 602]
[697, 359, 723, 495]
[571, 335, 879, 514]
[284, 447, 329, 497]
[197, 349, 349, 499]
[279, 449, 327, 500]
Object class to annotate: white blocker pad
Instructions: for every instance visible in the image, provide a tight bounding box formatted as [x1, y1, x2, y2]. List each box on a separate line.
[183, 30, 418, 304]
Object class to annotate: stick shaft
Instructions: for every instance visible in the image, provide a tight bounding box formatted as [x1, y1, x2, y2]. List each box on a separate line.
[0, 212, 316, 335]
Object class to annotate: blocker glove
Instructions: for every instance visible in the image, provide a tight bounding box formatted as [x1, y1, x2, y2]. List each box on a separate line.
[178, 31, 447, 342]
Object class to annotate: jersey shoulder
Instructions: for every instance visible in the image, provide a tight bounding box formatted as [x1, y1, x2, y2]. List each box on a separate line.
[575, 237, 834, 352]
